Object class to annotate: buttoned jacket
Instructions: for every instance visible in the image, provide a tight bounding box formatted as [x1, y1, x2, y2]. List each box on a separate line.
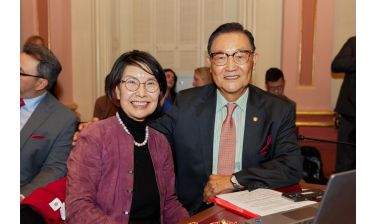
[65, 116, 189, 224]
[21, 92, 77, 196]
[151, 84, 303, 214]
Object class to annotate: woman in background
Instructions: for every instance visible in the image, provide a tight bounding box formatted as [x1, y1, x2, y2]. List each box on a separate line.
[192, 66, 212, 87]
[66, 50, 189, 224]
[160, 68, 177, 113]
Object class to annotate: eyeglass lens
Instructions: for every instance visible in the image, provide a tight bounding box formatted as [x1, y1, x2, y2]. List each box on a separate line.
[211, 50, 253, 66]
[122, 77, 159, 93]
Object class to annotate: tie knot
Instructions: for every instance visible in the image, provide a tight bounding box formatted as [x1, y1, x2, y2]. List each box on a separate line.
[226, 103, 237, 117]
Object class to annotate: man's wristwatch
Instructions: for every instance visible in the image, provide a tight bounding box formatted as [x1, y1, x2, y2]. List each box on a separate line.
[230, 175, 241, 192]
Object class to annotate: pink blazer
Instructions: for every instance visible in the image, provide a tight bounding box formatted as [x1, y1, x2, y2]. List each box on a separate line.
[65, 116, 189, 224]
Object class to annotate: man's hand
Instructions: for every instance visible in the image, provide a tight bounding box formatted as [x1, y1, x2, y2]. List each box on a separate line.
[72, 117, 99, 146]
[203, 174, 233, 203]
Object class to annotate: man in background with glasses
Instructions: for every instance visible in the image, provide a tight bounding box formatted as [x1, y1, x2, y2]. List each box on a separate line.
[20, 44, 77, 199]
[153, 22, 302, 214]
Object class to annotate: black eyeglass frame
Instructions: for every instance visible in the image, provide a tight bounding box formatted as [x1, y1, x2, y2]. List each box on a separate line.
[20, 72, 45, 79]
[209, 50, 255, 66]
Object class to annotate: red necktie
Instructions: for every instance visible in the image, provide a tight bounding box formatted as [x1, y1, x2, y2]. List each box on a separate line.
[20, 98, 25, 107]
[218, 103, 237, 175]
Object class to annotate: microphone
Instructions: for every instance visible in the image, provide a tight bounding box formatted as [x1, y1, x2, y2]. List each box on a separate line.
[297, 135, 356, 147]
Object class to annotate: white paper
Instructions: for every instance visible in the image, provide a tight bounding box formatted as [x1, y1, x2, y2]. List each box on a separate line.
[217, 188, 317, 216]
[49, 198, 62, 212]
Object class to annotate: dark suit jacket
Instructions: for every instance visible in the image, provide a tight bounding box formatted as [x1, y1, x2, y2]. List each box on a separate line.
[21, 92, 77, 196]
[151, 84, 303, 214]
[332, 36, 356, 117]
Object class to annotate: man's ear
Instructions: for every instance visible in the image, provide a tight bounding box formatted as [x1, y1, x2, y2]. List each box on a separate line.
[252, 53, 258, 72]
[35, 79, 48, 91]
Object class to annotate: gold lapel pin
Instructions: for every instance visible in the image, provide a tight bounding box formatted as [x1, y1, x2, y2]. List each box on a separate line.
[253, 116, 258, 122]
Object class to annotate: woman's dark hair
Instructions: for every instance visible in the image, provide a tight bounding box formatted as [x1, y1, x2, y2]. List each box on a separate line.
[163, 68, 177, 102]
[207, 22, 256, 54]
[105, 50, 167, 105]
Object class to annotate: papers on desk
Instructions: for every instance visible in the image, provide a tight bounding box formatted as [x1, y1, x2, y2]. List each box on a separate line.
[213, 188, 317, 218]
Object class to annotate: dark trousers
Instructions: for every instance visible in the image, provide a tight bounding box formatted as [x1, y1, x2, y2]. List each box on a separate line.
[335, 115, 356, 172]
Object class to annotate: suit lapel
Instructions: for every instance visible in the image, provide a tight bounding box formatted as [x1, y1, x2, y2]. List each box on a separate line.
[196, 86, 217, 176]
[20, 93, 55, 149]
[242, 86, 268, 164]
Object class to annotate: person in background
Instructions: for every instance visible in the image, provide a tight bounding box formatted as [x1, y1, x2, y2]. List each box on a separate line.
[23, 35, 60, 98]
[72, 23, 302, 215]
[20, 44, 77, 199]
[65, 50, 189, 223]
[265, 67, 296, 106]
[93, 74, 118, 120]
[192, 66, 213, 87]
[23, 35, 46, 50]
[160, 68, 177, 113]
[331, 36, 356, 172]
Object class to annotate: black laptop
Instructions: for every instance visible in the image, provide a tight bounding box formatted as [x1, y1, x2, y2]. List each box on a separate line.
[246, 170, 356, 224]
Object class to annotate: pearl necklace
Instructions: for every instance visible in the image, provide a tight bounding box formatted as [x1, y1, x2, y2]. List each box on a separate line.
[116, 112, 149, 147]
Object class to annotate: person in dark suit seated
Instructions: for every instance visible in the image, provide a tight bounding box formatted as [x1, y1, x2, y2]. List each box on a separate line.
[151, 22, 302, 214]
[73, 23, 302, 216]
[331, 36, 356, 172]
[20, 44, 77, 199]
[265, 67, 296, 106]
[65, 50, 189, 223]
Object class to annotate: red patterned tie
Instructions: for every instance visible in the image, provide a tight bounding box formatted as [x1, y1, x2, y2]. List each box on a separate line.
[218, 103, 237, 175]
[20, 98, 25, 107]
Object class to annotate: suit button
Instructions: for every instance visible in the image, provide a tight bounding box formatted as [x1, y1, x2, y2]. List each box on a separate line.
[127, 189, 133, 193]
[128, 170, 134, 174]
[124, 211, 129, 215]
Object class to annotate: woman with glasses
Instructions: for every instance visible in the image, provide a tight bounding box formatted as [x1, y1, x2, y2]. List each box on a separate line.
[65, 50, 189, 224]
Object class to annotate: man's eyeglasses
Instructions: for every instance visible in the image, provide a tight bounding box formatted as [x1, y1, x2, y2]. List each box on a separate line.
[20, 72, 45, 79]
[209, 50, 255, 66]
[120, 77, 159, 93]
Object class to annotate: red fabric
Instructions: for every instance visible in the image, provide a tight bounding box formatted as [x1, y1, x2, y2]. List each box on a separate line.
[209, 197, 259, 219]
[21, 177, 66, 224]
[209, 185, 302, 219]
[276, 184, 302, 193]
[20, 98, 25, 107]
[30, 134, 47, 140]
[218, 103, 237, 175]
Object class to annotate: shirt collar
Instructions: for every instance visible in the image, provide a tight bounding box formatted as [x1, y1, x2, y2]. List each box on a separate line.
[23, 92, 47, 111]
[216, 88, 249, 113]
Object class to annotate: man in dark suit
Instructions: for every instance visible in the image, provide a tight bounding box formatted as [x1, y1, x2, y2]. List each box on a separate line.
[331, 36, 356, 172]
[151, 23, 302, 215]
[20, 44, 77, 198]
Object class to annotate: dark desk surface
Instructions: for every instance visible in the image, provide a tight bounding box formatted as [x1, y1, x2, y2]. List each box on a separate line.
[178, 181, 326, 224]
